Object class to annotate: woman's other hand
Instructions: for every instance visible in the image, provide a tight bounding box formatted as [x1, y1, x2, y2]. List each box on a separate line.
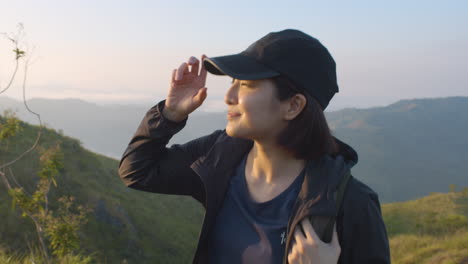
[164, 54, 208, 122]
[287, 219, 341, 264]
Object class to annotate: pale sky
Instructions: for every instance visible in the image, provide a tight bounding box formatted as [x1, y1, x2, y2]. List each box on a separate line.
[0, 0, 467, 111]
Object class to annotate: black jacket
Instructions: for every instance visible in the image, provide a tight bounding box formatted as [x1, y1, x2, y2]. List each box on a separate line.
[118, 100, 391, 264]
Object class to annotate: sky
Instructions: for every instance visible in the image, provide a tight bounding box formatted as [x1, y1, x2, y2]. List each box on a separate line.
[0, 0, 467, 112]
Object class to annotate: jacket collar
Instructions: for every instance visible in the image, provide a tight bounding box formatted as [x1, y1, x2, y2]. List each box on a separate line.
[191, 132, 253, 210]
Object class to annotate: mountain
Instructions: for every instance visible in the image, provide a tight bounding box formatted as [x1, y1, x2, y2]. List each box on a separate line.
[0, 96, 227, 159]
[1, 95, 467, 202]
[327, 97, 468, 202]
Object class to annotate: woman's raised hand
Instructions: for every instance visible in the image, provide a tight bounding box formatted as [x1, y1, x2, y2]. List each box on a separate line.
[163, 55, 208, 122]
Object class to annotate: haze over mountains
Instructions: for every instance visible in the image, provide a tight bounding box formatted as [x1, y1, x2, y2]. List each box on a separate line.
[1, 95, 467, 203]
[0, 96, 227, 159]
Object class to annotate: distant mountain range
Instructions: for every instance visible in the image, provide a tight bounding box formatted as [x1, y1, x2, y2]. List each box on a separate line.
[0, 96, 227, 159]
[1, 95, 467, 203]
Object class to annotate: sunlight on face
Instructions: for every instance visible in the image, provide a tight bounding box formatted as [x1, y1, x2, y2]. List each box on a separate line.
[224, 78, 288, 142]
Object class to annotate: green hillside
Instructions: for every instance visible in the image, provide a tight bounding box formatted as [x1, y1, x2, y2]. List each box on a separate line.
[0, 114, 204, 263]
[383, 191, 468, 264]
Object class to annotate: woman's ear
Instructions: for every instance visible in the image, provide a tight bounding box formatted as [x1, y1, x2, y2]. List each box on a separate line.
[284, 93, 307, 120]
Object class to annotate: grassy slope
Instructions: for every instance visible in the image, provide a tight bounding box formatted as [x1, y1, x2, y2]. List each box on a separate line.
[382, 191, 468, 264]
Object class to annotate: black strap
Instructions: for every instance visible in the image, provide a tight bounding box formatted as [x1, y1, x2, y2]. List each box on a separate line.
[321, 171, 352, 243]
[336, 171, 351, 212]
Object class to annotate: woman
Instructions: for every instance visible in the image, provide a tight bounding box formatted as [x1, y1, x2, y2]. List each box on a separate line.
[119, 29, 390, 264]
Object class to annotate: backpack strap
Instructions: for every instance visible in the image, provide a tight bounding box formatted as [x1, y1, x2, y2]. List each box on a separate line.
[317, 170, 352, 243]
[335, 170, 352, 213]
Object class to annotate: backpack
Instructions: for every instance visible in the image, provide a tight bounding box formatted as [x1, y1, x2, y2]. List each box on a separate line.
[309, 171, 351, 243]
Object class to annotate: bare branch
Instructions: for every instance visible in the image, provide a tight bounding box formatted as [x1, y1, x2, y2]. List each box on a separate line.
[0, 57, 19, 94]
[0, 32, 43, 171]
[0, 168, 12, 190]
[0, 23, 24, 95]
[8, 166, 31, 196]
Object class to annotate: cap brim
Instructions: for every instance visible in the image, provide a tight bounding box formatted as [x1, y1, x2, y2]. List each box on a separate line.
[203, 53, 280, 80]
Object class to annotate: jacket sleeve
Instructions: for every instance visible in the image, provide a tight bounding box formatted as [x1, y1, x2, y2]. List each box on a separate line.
[118, 99, 223, 205]
[339, 182, 391, 264]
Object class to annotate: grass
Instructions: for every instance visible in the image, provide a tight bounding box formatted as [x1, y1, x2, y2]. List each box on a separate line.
[383, 191, 468, 264]
[389, 229, 468, 264]
[0, 247, 94, 264]
[383, 192, 468, 236]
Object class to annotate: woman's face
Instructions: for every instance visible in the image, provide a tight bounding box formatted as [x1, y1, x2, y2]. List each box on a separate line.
[224, 78, 288, 141]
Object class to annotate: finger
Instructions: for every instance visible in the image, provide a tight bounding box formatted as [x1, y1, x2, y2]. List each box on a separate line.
[288, 240, 297, 260]
[200, 54, 208, 85]
[171, 69, 177, 83]
[287, 251, 295, 263]
[188, 56, 197, 64]
[331, 223, 340, 247]
[183, 59, 190, 74]
[294, 225, 306, 242]
[289, 239, 296, 254]
[288, 248, 296, 263]
[288, 238, 296, 254]
[194, 87, 207, 106]
[188, 56, 199, 75]
[293, 234, 306, 254]
[176, 62, 187, 81]
[301, 218, 320, 243]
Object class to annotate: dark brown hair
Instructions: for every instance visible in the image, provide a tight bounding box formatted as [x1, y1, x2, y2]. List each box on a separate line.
[270, 75, 339, 161]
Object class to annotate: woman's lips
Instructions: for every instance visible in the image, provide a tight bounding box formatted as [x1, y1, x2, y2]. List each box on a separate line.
[227, 112, 241, 119]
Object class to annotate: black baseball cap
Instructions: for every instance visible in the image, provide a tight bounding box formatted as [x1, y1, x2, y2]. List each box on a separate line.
[203, 29, 339, 110]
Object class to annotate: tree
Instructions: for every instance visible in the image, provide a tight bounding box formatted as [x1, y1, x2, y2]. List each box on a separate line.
[0, 24, 91, 263]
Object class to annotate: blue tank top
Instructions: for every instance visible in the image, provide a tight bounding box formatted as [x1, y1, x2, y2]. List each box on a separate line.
[208, 155, 305, 264]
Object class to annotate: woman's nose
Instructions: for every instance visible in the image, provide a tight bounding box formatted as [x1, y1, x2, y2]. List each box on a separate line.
[224, 83, 238, 105]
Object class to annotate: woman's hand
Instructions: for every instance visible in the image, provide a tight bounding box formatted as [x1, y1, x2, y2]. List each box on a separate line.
[287, 219, 341, 264]
[163, 55, 208, 122]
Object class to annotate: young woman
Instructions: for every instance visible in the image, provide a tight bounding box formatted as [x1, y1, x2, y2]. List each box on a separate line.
[119, 29, 390, 264]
